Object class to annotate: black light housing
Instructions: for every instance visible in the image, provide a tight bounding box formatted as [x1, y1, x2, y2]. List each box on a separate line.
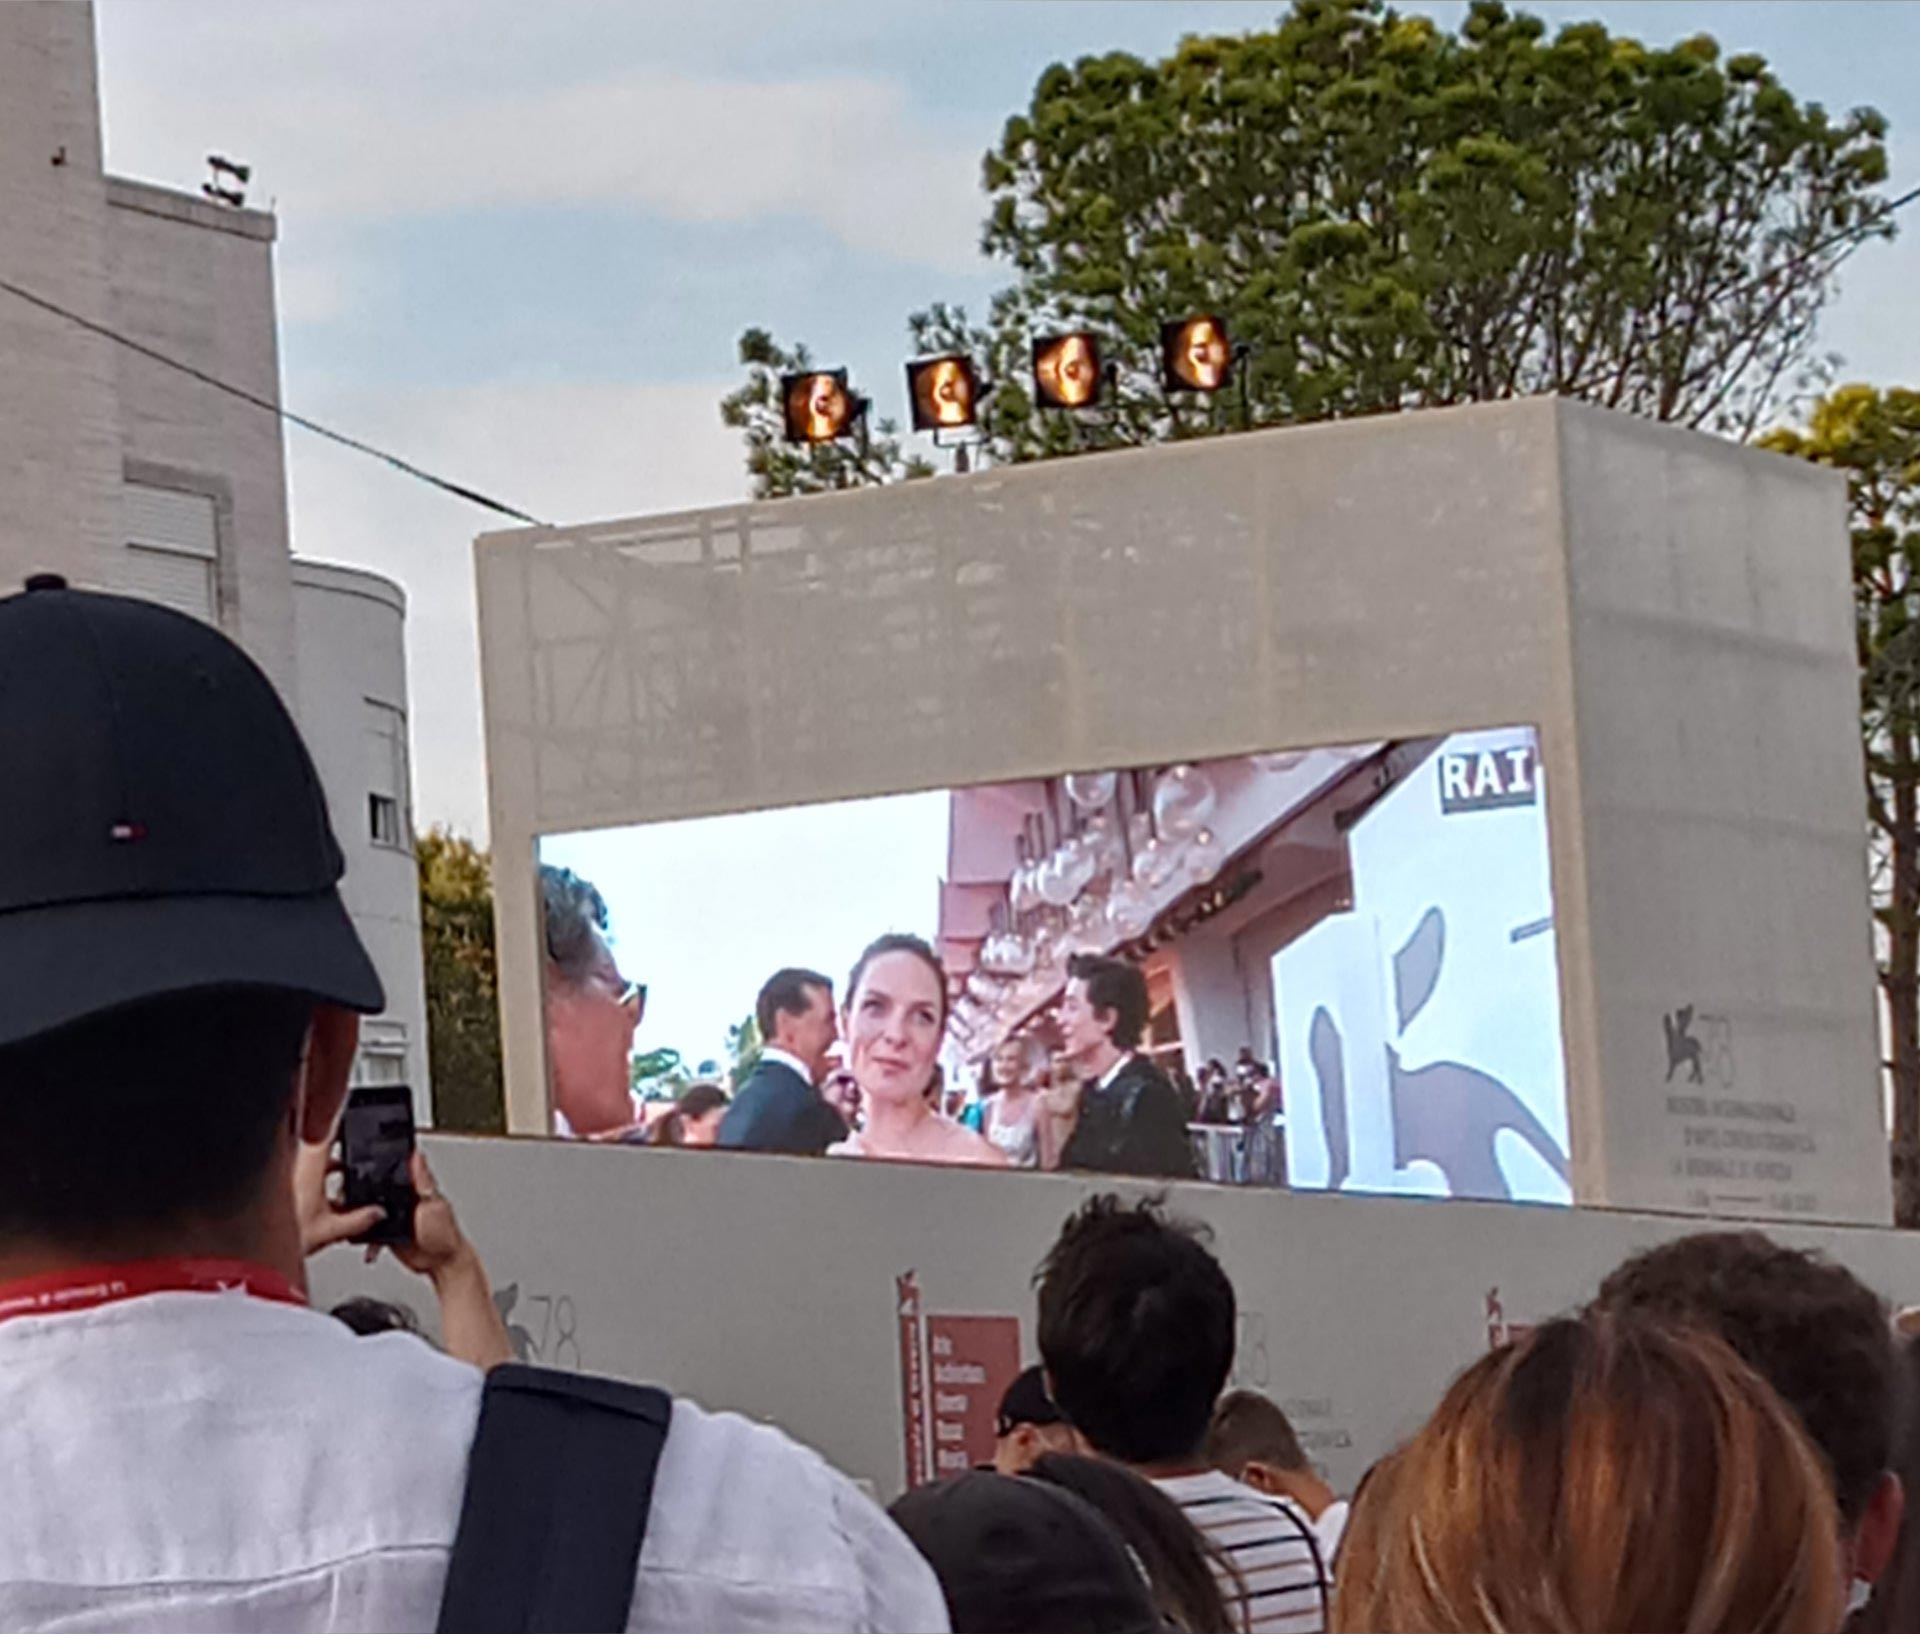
[1161, 316, 1232, 393]
[781, 370, 861, 444]
[905, 355, 980, 432]
[1032, 332, 1103, 410]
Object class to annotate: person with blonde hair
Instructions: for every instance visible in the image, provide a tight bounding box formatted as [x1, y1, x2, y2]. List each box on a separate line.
[1333, 1312, 1847, 1634]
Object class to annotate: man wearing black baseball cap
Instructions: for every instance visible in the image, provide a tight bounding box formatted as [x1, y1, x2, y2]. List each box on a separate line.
[0, 579, 945, 1632]
[993, 1363, 1078, 1474]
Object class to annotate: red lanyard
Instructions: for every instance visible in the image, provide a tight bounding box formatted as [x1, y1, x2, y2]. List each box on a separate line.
[0, 1257, 306, 1325]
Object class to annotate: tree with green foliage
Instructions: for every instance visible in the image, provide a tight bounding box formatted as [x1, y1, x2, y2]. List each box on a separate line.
[417, 828, 504, 1133]
[726, 1011, 765, 1084]
[630, 1045, 691, 1101]
[728, 0, 1891, 486]
[1762, 386, 1920, 1224]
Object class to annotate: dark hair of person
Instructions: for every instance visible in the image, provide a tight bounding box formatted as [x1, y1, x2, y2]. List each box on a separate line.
[330, 1296, 422, 1337]
[1025, 1453, 1247, 1633]
[1591, 1229, 1894, 1526]
[1858, 1335, 1920, 1633]
[847, 933, 950, 1031]
[1206, 1389, 1308, 1477]
[755, 967, 833, 1042]
[540, 863, 609, 987]
[646, 1080, 730, 1146]
[1066, 952, 1150, 1050]
[0, 987, 313, 1243]
[1035, 1192, 1236, 1466]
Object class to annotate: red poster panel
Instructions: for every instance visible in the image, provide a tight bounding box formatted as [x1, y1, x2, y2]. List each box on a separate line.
[924, 1314, 1023, 1480]
[897, 1273, 930, 1489]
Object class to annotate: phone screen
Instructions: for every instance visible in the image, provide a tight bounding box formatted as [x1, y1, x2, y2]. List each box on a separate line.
[339, 1086, 417, 1245]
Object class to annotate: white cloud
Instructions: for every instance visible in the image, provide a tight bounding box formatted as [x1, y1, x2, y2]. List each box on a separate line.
[99, 15, 986, 274]
[287, 377, 748, 840]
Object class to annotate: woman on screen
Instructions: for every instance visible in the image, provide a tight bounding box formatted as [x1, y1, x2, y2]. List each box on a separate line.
[830, 934, 1008, 1169]
[981, 1034, 1047, 1169]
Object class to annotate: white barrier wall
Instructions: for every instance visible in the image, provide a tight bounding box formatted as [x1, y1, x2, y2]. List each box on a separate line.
[310, 1133, 1920, 1502]
[474, 397, 1884, 1222]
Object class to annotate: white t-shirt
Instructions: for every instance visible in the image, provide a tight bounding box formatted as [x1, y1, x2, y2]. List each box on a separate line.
[0, 1291, 947, 1633]
[1153, 1469, 1329, 1634]
[1314, 1499, 1349, 1565]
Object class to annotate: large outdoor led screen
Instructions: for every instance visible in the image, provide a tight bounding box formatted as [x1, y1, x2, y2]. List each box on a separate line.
[533, 726, 1571, 1204]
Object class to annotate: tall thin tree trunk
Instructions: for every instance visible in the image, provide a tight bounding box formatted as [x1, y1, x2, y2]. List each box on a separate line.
[1888, 736, 1920, 1226]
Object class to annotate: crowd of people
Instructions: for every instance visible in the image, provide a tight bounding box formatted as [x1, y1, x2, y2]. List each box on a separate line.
[6, 575, 1920, 1634]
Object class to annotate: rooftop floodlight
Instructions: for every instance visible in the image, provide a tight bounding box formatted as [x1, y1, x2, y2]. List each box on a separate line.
[1032, 331, 1104, 410]
[1161, 315, 1232, 393]
[905, 355, 980, 433]
[781, 369, 861, 445]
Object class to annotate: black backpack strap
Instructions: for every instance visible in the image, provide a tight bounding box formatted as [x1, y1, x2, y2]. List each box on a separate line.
[435, 1364, 673, 1634]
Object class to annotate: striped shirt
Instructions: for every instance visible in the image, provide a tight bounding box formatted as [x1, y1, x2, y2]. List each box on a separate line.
[1154, 1470, 1329, 1634]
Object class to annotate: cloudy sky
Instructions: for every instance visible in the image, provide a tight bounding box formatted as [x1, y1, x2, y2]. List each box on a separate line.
[93, 0, 1920, 840]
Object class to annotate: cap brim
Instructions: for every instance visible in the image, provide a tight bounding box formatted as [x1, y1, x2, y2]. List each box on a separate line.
[0, 889, 385, 1046]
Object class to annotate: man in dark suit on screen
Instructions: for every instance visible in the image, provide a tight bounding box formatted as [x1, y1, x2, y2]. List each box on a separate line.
[717, 967, 846, 1156]
[1057, 954, 1197, 1179]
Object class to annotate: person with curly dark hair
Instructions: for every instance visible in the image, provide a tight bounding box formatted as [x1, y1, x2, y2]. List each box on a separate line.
[1590, 1230, 1903, 1618]
[1036, 1194, 1327, 1633]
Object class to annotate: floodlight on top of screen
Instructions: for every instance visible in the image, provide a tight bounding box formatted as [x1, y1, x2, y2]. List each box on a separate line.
[1160, 315, 1233, 394]
[1032, 332, 1104, 410]
[905, 355, 981, 435]
[781, 369, 864, 445]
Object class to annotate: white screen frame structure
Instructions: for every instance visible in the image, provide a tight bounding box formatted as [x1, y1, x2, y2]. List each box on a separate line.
[477, 399, 1885, 1222]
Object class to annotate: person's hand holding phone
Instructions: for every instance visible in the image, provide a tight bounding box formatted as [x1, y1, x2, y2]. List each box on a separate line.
[390, 1152, 471, 1276]
[383, 1151, 514, 1371]
[293, 1136, 387, 1256]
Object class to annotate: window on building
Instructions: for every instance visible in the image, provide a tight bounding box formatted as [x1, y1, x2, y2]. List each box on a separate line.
[123, 483, 218, 624]
[364, 700, 411, 852]
[369, 793, 402, 848]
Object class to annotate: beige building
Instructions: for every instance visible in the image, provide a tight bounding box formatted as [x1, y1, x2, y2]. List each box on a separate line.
[0, 3, 429, 1113]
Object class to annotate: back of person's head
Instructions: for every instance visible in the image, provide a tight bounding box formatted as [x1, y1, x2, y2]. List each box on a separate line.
[1025, 1453, 1240, 1634]
[1066, 954, 1150, 1049]
[0, 988, 313, 1245]
[329, 1296, 422, 1338]
[1036, 1193, 1236, 1466]
[647, 1081, 730, 1146]
[1859, 1335, 1920, 1632]
[889, 1470, 1165, 1634]
[541, 864, 610, 988]
[1205, 1389, 1308, 1480]
[1333, 1313, 1846, 1633]
[0, 581, 383, 1253]
[1591, 1229, 1895, 1530]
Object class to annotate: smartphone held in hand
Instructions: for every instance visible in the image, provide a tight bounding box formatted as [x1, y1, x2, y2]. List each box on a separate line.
[338, 1086, 417, 1245]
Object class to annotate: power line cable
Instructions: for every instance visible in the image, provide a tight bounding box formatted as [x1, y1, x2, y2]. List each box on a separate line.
[2, 182, 1913, 522]
[0, 273, 550, 527]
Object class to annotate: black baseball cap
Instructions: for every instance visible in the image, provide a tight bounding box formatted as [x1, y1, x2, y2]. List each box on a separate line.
[0, 576, 384, 1045]
[995, 1364, 1067, 1437]
[889, 1472, 1167, 1634]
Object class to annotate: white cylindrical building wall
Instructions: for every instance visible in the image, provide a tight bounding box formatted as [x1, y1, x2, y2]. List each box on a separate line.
[0, 1, 123, 594]
[292, 559, 432, 1125]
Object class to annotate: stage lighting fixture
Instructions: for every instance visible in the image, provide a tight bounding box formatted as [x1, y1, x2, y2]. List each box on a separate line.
[1032, 332, 1103, 410]
[1161, 315, 1232, 393]
[781, 369, 860, 445]
[905, 355, 979, 432]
